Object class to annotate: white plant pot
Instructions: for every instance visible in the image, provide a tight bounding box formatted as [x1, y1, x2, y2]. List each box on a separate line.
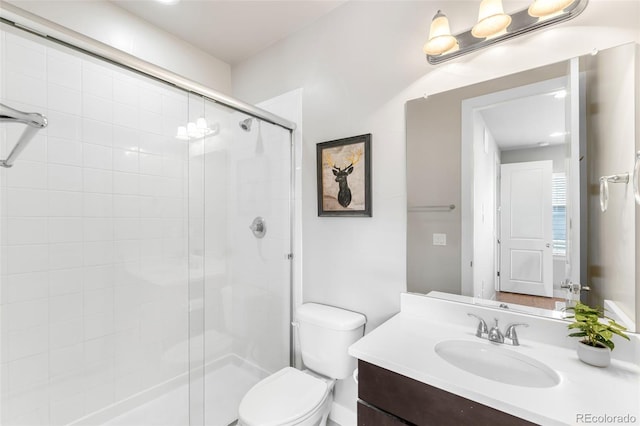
[576, 341, 611, 367]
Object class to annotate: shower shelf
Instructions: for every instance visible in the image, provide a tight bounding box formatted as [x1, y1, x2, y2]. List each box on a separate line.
[0, 102, 48, 168]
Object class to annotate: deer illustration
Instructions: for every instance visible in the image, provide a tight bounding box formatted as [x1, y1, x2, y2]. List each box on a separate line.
[324, 147, 363, 208]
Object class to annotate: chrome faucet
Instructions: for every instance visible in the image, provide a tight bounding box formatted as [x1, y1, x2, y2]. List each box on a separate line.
[467, 313, 528, 346]
[488, 318, 504, 343]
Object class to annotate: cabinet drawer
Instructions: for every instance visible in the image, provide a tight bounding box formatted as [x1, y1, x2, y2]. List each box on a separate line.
[358, 401, 410, 426]
[358, 360, 536, 426]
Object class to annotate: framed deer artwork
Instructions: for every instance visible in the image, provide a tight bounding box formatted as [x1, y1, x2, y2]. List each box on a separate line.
[316, 134, 372, 217]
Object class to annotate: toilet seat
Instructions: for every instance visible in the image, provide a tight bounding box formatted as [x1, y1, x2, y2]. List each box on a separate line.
[239, 367, 330, 426]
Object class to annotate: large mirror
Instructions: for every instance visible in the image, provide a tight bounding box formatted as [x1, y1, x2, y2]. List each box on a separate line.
[406, 42, 639, 331]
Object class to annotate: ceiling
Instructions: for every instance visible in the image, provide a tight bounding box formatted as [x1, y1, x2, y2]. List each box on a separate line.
[480, 87, 567, 151]
[110, 0, 346, 65]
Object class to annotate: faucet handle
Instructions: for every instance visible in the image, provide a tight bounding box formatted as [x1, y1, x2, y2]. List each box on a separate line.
[467, 313, 488, 337]
[505, 323, 529, 346]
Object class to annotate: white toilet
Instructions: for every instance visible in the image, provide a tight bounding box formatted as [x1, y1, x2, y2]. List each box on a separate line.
[238, 303, 366, 426]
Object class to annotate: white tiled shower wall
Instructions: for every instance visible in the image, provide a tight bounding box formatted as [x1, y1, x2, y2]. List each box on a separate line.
[0, 27, 191, 425]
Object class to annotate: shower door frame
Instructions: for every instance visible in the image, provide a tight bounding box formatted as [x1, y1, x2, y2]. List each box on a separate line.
[0, 2, 297, 424]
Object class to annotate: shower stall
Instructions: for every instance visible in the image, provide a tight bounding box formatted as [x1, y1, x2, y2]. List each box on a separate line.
[0, 6, 294, 426]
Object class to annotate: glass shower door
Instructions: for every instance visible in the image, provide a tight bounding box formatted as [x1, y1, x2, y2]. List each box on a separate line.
[188, 97, 293, 425]
[0, 17, 293, 426]
[0, 23, 192, 426]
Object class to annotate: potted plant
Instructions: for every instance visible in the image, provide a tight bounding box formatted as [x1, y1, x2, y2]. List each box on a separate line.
[566, 302, 629, 367]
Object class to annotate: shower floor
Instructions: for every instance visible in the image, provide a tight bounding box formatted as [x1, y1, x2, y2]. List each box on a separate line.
[101, 362, 263, 426]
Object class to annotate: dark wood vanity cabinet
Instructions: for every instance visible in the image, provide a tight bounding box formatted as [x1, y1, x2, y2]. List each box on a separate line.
[357, 360, 537, 426]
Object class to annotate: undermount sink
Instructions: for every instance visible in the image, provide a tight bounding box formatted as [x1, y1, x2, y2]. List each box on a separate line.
[434, 340, 560, 388]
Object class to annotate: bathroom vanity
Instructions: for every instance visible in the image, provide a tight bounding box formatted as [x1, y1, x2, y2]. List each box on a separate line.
[349, 293, 640, 426]
[357, 360, 534, 425]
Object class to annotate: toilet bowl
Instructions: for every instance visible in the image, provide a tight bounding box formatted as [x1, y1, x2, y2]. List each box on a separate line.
[238, 367, 334, 426]
[237, 303, 366, 426]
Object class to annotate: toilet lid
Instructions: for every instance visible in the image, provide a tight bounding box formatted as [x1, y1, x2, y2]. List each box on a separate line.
[239, 367, 328, 426]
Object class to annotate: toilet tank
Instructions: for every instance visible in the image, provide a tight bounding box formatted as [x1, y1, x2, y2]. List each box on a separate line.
[296, 303, 366, 380]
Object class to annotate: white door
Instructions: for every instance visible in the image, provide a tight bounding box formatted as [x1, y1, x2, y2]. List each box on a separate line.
[500, 161, 553, 297]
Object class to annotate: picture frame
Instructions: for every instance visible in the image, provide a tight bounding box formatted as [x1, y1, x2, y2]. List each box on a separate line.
[316, 133, 372, 217]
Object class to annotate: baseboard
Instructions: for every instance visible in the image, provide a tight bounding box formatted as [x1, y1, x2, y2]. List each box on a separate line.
[329, 401, 357, 426]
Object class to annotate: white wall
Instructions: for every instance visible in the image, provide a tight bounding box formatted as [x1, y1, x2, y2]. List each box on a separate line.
[3, 0, 232, 94]
[231, 0, 640, 419]
[501, 145, 566, 172]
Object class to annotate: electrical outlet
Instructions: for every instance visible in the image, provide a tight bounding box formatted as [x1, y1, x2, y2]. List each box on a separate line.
[433, 233, 447, 246]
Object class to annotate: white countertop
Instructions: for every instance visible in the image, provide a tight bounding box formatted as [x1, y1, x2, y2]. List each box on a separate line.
[349, 309, 640, 425]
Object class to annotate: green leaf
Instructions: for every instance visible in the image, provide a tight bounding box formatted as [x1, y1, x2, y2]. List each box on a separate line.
[600, 330, 613, 341]
[566, 302, 629, 351]
[608, 321, 628, 332]
[611, 328, 631, 340]
[594, 336, 614, 350]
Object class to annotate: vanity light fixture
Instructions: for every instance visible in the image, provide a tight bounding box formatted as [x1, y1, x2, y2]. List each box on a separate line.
[424, 0, 588, 65]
